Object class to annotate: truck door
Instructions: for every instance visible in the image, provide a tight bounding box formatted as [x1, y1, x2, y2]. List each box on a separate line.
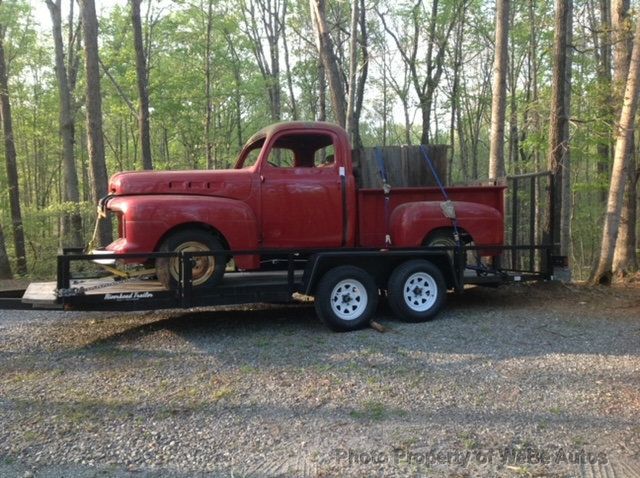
[259, 131, 344, 248]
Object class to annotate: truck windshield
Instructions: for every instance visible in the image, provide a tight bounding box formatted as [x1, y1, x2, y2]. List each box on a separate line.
[235, 138, 265, 169]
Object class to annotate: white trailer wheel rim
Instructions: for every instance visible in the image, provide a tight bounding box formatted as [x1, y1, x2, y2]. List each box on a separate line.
[330, 279, 368, 321]
[403, 272, 437, 312]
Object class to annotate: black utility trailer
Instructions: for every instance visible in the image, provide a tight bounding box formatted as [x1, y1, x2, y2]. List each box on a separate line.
[0, 171, 566, 331]
[0, 243, 560, 332]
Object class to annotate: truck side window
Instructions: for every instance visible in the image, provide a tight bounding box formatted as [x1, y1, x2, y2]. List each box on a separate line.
[266, 147, 296, 168]
[266, 133, 335, 169]
[315, 145, 335, 167]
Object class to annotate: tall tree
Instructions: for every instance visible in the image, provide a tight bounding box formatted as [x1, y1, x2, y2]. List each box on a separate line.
[0, 222, 10, 279]
[204, 0, 214, 168]
[488, 0, 510, 178]
[546, 0, 573, 258]
[612, 0, 638, 275]
[131, 0, 152, 170]
[379, 0, 461, 145]
[593, 7, 640, 284]
[80, 0, 112, 247]
[242, 0, 285, 121]
[310, 0, 346, 126]
[0, 6, 27, 275]
[46, 0, 83, 248]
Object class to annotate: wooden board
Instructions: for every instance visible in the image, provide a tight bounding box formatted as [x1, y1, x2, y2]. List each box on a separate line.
[353, 145, 448, 189]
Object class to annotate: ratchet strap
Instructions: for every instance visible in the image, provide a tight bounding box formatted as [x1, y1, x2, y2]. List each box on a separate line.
[374, 147, 392, 247]
[418, 145, 461, 248]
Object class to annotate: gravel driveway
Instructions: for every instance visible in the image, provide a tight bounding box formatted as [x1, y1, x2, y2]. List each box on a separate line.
[0, 282, 639, 477]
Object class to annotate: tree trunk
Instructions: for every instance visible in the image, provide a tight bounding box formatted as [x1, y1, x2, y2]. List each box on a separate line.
[131, 0, 152, 170]
[0, 27, 27, 275]
[547, 0, 573, 259]
[204, 0, 214, 168]
[345, 0, 359, 143]
[46, 0, 83, 248]
[595, 0, 612, 204]
[0, 222, 11, 279]
[612, 0, 638, 275]
[352, 0, 368, 150]
[80, 0, 112, 247]
[310, 0, 346, 127]
[489, 0, 510, 179]
[592, 8, 640, 284]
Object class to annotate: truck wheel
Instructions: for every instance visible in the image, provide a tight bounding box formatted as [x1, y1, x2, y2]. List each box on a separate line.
[387, 260, 445, 322]
[156, 229, 226, 290]
[425, 230, 471, 268]
[315, 266, 378, 332]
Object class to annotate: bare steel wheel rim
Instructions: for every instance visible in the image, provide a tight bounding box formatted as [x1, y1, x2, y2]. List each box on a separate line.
[330, 279, 368, 321]
[403, 272, 437, 312]
[169, 241, 216, 286]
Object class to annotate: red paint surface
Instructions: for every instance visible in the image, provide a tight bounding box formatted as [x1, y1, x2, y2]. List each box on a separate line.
[103, 122, 505, 270]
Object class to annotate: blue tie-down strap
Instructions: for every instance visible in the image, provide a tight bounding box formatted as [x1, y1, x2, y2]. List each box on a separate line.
[374, 147, 392, 247]
[419, 144, 462, 249]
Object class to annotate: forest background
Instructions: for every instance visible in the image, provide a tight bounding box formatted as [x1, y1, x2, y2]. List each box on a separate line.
[0, 0, 638, 282]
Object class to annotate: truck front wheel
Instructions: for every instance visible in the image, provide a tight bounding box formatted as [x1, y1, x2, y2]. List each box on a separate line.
[156, 229, 226, 290]
[387, 260, 445, 322]
[315, 266, 378, 332]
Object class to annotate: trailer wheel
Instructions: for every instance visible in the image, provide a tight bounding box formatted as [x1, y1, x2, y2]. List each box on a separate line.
[156, 229, 226, 290]
[388, 260, 445, 322]
[315, 266, 378, 332]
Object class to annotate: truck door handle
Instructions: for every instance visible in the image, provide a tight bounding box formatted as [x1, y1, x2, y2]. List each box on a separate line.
[260, 175, 265, 183]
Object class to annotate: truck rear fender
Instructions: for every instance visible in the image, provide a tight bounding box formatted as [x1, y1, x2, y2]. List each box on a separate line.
[390, 201, 503, 250]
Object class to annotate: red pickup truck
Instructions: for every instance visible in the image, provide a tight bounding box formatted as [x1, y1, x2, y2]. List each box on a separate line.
[99, 121, 504, 291]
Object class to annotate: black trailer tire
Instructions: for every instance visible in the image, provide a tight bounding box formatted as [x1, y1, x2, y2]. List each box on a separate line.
[387, 259, 445, 322]
[156, 229, 226, 290]
[314, 265, 378, 332]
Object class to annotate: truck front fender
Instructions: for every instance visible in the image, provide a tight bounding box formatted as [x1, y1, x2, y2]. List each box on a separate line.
[106, 195, 260, 270]
[390, 201, 503, 250]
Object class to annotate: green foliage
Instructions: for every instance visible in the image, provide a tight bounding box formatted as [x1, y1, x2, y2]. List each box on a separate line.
[0, 0, 634, 278]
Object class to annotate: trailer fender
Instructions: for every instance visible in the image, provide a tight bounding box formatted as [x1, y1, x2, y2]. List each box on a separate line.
[106, 195, 260, 270]
[390, 201, 503, 250]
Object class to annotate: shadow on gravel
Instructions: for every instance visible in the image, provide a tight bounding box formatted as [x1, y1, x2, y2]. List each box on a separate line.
[77, 304, 321, 352]
[70, 282, 638, 363]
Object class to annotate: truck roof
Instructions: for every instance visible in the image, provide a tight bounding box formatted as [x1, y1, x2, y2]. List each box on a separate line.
[244, 121, 348, 147]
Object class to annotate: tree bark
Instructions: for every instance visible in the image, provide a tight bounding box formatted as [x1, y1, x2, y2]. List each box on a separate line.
[310, 0, 346, 127]
[131, 0, 152, 170]
[80, 0, 112, 247]
[593, 8, 640, 284]
[0, 222, 11, 279]
[0, 24, 27, 275]
[612, 0, 638, 275]
[547, 0, 573, 259]
[204, 0, 214, 168]
[489, 0, 510, 179]
[345, 0, 359, 142]
[46, 0, 83, 248]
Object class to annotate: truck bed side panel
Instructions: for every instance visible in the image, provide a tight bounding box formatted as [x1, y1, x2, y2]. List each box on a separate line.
[357, 186, 505, 248]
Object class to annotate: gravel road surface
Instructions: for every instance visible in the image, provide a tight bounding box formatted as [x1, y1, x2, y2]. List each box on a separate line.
[0, 282, 639, 477]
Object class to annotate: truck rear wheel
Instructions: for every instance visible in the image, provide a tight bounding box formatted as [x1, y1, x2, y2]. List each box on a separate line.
[314, 265, 378, 332]
[156, 229, 226, 290]
[387, 260, 445, 322]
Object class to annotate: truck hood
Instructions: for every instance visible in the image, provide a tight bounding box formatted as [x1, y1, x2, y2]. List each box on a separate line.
[108, 169, 253, 200]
